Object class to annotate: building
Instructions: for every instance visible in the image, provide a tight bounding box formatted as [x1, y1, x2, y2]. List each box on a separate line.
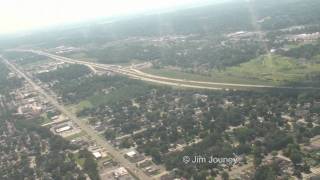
[92, 151, 102, 159]
[114, 167, 128, 178]
[192, 93, 208, 103]
[144, 166, 160, 175]
[125, 150, 145, 162]
[136, 159, 153, 168]
[55, 125, 72, 133]
[125, 151, 137, 158]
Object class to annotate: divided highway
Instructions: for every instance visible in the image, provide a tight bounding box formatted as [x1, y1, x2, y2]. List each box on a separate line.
[13, 49, 320, 91]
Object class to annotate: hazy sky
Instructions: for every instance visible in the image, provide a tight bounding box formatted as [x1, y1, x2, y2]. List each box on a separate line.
[0, 0, 220, 35]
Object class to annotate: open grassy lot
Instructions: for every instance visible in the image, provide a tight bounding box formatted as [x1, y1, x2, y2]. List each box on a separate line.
[143, 54, 320, 86]
[66, 51, 146, 66]
[65, 131, 86, 140]
[143, 67, 272, 85]
[67, 52, 98, 62]
[222, 55, 320, 85]
[87, 83, 151, 107]
[35, 113, 52, 125]
[74, 152, 86, 167]
[75, 100, 93, 112]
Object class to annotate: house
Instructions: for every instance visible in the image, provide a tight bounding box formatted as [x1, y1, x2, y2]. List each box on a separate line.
[136, 159, 153, 168]
[193, 93, 208, 103]
[126, 151, 137, 158]
[114, 167, 128, 178]
[144, 166, 160, 175]
[55, 125, 72, 133]
[125, 150, 145, 163]
[92, 151, 102, 159]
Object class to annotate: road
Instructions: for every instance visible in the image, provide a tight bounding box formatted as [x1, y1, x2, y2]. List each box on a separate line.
[13, 49, 320, 91]
[0, 56, 151, 180]
[116, 128, 148, 140]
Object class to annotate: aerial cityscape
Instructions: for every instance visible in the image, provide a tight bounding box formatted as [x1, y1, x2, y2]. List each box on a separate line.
[1, 0, 320, 179]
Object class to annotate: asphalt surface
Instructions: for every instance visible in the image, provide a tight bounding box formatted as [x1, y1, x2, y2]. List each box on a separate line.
[20, 49, 320, 91]
[1, 56, 151, 180]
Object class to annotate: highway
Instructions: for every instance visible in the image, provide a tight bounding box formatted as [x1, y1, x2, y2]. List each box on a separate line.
[0, 56, 151, 180]
[21, 49, 224, 90]
[13, 49, 320, 91]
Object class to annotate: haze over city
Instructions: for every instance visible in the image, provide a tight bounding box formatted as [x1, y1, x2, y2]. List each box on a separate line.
[0, 0, 222, 35]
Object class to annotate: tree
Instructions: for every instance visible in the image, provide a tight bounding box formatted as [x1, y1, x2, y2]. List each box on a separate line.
[221, 171, 229, 180]
[104, 129, 116, 140]
[253, 145, 263, 168]
[264, 130, 293, 151]
[150, 148, 162, 164]
[83, 157, 100, 180]
[120, 138, 134, 148]
[284, 143, 303, 165]
[195, 170, 209, 180]
[290, 149, 303, 165]
[234, 127, 255, 144]
[253, 165, 276, 180]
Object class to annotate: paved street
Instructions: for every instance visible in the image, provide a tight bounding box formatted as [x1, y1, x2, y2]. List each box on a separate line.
[1, 56, 151, 180]
[13, 49, 320, 91]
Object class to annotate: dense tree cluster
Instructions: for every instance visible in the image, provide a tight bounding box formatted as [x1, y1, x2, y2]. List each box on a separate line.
[0, 115, 89, 180]
[0, 63, 21, 95]
[3, 52, 48, 65]
[36, 64, 91, 83]
[280, 41, 320, 59]
[52, 75, 152, 104]
[77, 79, 320, 179]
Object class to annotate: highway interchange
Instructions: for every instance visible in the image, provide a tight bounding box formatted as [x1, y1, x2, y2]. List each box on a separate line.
[13, 49, 320, 91]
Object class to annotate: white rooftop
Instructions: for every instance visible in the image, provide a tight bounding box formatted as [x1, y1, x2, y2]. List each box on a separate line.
[92, 151, 102, 159]
[126, 151, 137, 158]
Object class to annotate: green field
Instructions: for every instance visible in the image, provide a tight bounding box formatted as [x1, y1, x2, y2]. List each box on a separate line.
[223, 55, 320, 84]
[36, 113, 52, 125]
[68, 52, 146, 66]
[66, 100, 93, 115]
[66, 131, 86, 140]
[74, 153, 86, 167]
[75, 100, 93, 112]
[68, 52, 98, 62]
[143, 55, 320, 86]
[143, 67, 271, 85]
[67, 81, 152, 110]
[88, 84, 150, 106]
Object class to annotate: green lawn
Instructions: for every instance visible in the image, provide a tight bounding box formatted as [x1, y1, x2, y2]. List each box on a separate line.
[66, 100, 93, 114]
[143, 54, 320, 86]
[68, 52, 98, 62]
[76, 100, 93, 111]
[143, 66, 275, 85]
[88, 84, 150, 106]
[36, 113, 52, 125]
[66, 131, 86, 140]
[67, 52, 145, 66]
[222, 55, 320, 84]
[74, 153, 85, 167]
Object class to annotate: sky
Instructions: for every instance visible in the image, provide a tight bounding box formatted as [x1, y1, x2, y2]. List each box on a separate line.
[0, 0, 222, 35]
